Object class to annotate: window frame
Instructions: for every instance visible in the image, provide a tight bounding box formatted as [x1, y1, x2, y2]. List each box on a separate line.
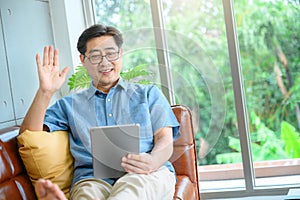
[222, 0, 255, 192]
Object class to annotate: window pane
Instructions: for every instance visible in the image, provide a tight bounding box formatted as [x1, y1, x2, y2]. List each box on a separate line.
[162, 0, 244, 190]
[234, 0, 300, 187]
[94, 0, 161, 84]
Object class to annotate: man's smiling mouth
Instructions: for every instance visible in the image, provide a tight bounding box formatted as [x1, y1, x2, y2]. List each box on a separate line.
[99, 68, 114, 73]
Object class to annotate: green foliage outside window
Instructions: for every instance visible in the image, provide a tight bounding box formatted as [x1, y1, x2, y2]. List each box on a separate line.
[216, 112, 300, 164]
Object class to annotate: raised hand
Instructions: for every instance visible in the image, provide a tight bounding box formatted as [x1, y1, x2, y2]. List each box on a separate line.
[19, 46, 70, 133]
[36, 46, 69, 95]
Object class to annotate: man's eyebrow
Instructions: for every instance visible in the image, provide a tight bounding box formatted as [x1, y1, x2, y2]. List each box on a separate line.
[89, 49, 101, 54]
[89, 47, 117, 54]
[103, 47, 118, 51]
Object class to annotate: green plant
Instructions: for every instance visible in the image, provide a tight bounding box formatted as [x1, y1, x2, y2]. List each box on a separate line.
[68, 65, 91, 91]
[68, 64, 152, 91]
[281, 121, 300, 158]
[216, 111, 300, 164]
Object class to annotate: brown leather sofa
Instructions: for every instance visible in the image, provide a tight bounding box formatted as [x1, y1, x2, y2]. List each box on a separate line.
[0, 105, 200, 200]
[0, 126, 37, 200]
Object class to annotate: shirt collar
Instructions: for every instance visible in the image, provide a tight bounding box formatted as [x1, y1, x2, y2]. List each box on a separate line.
[86, 77, 128, 100]
[117, 77, 128, 90]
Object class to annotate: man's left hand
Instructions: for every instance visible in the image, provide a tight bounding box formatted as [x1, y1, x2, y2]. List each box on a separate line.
[121, 153, 157, 174]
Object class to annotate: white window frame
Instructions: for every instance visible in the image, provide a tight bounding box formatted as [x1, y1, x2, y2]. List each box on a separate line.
[222, 0, 255, 192]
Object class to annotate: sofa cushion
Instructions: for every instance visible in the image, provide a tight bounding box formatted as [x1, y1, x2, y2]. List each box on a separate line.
[17, 130, 74, 198]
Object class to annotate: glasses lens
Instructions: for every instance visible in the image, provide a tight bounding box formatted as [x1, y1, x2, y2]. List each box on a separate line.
[106, 52, 119, 61]
[89, 53, 102, 64]
[87, 50, 119, 64]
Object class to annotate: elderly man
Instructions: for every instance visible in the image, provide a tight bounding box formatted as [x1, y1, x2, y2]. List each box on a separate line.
[20, 24, 179, 200]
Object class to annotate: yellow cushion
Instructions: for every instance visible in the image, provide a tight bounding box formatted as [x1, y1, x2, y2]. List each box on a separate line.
[17, 130, 74, 198]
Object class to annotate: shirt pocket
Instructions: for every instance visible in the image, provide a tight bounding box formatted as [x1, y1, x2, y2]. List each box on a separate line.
[114, 103, 149, 126]
[129, 103, 151, 127]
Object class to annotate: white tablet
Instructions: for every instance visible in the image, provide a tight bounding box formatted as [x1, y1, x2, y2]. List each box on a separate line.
[90, 124, 140, 179]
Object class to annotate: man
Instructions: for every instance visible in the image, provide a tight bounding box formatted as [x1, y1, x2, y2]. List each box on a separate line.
[20, 24, 180, 200]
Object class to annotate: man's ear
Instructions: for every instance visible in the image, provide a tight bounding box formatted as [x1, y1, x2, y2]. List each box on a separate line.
[80, 54, 85, 63]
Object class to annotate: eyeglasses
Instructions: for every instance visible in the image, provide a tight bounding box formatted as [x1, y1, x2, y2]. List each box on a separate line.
[84, 50, 120, 64]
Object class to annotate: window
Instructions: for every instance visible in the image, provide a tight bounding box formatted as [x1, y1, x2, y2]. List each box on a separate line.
[91, 0, 300, 198]
[234, 0, 300, 188]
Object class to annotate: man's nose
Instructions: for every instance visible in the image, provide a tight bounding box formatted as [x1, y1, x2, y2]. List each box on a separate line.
[101, 56, 110, 64]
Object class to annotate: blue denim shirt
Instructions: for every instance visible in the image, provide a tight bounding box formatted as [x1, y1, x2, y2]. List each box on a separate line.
[44, 78, 180, 186]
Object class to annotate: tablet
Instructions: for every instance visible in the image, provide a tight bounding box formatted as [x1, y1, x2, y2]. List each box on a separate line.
[90, 124, 140, 178]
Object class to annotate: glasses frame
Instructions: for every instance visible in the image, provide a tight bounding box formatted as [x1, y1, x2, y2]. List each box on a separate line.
[84, 50, 120, 65]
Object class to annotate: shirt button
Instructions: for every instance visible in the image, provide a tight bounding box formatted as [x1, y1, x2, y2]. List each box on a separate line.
[108, 114, 112, 117]
[107, 99, 111, 102]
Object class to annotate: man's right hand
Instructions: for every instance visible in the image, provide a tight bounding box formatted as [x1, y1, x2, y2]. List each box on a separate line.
[19, 46, 69, 133]
[36, 46, 69, 95]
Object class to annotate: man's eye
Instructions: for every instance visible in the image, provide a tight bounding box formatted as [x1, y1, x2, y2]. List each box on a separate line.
[106, 52, 115, 56]
[91, 55, 101, 59]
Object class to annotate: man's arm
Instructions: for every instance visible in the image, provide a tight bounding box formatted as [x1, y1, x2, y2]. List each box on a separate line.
[19, 46, 69, 133]
[19, 89, 53, 133]
[121, 127, 173, 174]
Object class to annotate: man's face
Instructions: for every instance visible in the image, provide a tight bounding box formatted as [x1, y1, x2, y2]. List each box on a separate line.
[80, 35, 122, 93]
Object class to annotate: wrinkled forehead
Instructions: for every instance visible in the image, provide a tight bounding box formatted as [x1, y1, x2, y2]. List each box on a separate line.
[86, 36, 118, 54]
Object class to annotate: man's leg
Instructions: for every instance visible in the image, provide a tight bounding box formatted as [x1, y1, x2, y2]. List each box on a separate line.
[108, 166, 176, 200]
[35, 179, 67, 200]
[70, 178, 112, 200]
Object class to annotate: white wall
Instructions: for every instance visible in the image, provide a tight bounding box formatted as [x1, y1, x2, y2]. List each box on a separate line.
[0, 0, 91, 128]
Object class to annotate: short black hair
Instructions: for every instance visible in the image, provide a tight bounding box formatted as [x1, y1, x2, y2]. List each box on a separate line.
[77, 24, 123, 55]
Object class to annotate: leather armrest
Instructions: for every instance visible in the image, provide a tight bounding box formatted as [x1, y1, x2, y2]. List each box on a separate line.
[174, 175, 196, 200]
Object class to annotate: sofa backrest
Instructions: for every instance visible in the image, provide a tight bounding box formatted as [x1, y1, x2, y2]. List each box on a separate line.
[0, 126, 37, 200]
[170, 105, 200, 200]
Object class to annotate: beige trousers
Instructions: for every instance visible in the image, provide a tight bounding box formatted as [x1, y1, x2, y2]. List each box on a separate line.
[69, 166, 175, 200]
